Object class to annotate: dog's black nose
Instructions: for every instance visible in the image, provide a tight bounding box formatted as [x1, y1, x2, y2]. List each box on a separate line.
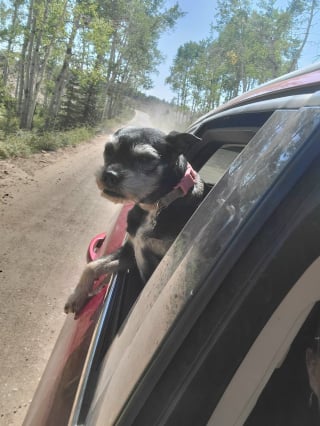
[103, 169, 120, 186]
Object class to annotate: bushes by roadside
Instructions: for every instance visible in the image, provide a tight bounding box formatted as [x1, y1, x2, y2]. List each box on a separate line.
[0, 106, 135, 160]
[0, 127, 95, 159]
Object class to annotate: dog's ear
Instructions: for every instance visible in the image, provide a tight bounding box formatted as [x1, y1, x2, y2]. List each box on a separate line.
[113, 127, 124, 136]
[165, 131, 201, 154]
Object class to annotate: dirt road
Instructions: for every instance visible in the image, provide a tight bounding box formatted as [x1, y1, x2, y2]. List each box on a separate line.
[0, 111, 153, 425]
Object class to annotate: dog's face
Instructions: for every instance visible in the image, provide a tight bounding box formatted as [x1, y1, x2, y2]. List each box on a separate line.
[96, 127, 200, 204]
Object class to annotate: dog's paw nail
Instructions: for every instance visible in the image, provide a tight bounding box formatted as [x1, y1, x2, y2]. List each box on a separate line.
[64, 301, 74, 314]
[64, 302, 72, 314]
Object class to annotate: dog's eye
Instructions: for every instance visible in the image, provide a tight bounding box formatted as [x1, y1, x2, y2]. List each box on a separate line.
[138, 154, 159, 167]
[139, 154, 155, 163]
[137, 156, 159, 173]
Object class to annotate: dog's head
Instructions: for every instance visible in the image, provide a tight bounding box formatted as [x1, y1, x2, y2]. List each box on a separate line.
[96, 127, 201, 204]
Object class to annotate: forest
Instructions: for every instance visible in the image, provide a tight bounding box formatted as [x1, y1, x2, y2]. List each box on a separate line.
[0, 0, 318, 157]
[166, 0, 319, 117]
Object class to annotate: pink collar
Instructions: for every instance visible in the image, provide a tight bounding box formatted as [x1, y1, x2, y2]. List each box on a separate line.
[139, 163, 198, 211]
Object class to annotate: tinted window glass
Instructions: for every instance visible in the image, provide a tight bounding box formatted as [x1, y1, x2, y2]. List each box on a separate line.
[199, 147, 241, 184]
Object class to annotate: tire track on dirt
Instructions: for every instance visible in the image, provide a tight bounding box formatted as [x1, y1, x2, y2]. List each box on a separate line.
[0, 135, 121, 425]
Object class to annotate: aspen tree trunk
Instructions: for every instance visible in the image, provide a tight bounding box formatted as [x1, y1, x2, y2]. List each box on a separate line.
[46, 14, 80, 129]
[288, 0, 317, 72]
[3, 0, 21, 85]
[19, 0, 53, 129]
[17, 0, 34, 117]
[20, 1, 45, 128]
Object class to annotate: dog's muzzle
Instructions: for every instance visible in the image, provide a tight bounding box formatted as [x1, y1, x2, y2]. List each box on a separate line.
[96, 167, 123, 199]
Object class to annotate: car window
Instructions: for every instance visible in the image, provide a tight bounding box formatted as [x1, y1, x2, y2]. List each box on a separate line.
[199, 147, 242, 185]
[191, 119, 272, 182]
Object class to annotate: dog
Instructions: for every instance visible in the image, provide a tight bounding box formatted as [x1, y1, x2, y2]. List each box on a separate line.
[64, 127, 210, 315]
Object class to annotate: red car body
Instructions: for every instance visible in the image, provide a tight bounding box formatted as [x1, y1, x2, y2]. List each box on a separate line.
[23, 204, 132, 426]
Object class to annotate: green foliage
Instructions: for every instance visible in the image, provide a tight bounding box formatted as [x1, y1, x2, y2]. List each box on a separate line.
[2, 0, 317, 145]
[166, 41, 209, 115]
[0, 127, 95, 159]
[0, 76, 18, 134]
[0, 133, 34, 158]
[30, 127, 95, 151]
[100, 0, 183, 119]
[100, 104, 135, 132]
[167, 0, 319, 117]
[0, 0, 183, 136]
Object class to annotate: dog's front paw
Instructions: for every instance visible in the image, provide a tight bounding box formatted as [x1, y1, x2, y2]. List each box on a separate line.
[65, 264, 96, 315]
[64, 291, 90, 315]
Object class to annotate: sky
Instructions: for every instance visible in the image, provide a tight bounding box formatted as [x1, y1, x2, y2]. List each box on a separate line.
[146, 0, 320, 102]
[146, 0, 216, 101]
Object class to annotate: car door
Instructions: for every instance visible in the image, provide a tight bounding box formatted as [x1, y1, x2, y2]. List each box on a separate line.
[80, 103, 320, 425]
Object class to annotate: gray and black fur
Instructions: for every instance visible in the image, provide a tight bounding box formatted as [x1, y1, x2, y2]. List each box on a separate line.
[65, 127, 210, 314]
